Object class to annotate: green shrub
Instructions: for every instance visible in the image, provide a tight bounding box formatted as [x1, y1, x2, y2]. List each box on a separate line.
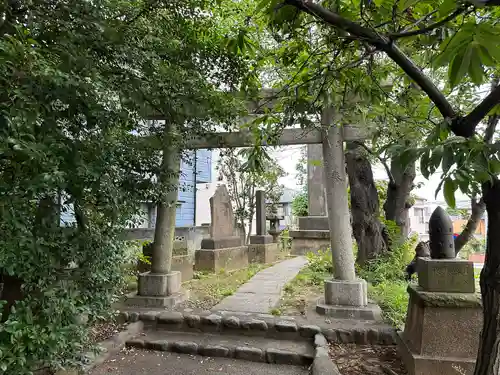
[357, 233, 417, 328]
[306, 249, 333, 274]
[291, 192, 308, 217]
[369, 281, 408, 328]
[357, 233, 417, 285]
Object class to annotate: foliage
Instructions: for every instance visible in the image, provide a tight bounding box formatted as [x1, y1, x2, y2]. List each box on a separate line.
[291, 191, 308, 217]
[217, 148, 286, 243]
[459, 237, 486, 260]
[305, 249, 334, 275]
[279, 228, 292, 251]
[446, 207, 470, 219]
[357, 234, 417, 327]
[368, 281, 409, 329]
[358, 234, 417, 285]
[0, 0, 247, 373]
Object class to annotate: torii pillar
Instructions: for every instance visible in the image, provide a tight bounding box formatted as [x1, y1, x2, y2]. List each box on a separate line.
[315, 107, 381, 320]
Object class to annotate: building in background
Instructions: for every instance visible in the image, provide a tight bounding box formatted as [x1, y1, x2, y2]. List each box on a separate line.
[408, 198, 486, 242]
[135, 149, 213, 228]
[268, 187, 300, 229]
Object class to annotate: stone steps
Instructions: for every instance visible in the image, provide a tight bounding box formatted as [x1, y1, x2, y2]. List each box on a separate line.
[126, 330, 315, 366]
[121, 310, 397, 346]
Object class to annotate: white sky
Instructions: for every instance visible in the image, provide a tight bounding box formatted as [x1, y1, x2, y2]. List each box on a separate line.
[211, 146, 469, 204]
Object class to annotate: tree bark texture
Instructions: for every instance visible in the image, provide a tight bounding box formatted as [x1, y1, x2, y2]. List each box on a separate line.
[455, 198, 486, 255]
[384, 158, 416, 237]
[474, 179, 500, 375]
[321, 107, 356, 281]
[346, 142, 388, 266]
[151, 146, 180, 274]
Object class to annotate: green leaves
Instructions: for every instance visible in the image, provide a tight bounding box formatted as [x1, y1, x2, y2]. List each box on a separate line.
[434, 21, 500, 87]
[443, 178, 457, 208]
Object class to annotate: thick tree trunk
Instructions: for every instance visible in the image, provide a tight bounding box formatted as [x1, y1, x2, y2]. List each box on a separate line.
[455, 198, 486, 255]
[384, 158, 416, 237]
[346, 142, 388, 266]
[474, 179, 500, 375]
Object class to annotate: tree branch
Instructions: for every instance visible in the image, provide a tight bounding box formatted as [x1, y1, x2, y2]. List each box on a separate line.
[284, 0, 457, 122]
[458, 84, 500, 135]
[388, 7, 470, 39]
[484, 114, 499, 144]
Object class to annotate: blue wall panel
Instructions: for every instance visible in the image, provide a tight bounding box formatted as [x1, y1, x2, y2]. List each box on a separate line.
[195, 149, 212, 183]
[175, 149, 212, 227]
[60, 149, 213, 228]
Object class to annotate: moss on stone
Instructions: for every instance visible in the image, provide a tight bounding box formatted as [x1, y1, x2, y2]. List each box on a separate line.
[407, 285, 482, 308]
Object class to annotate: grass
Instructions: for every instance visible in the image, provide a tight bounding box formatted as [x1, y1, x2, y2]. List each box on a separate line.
[178, 263, 273, 310]
[274, 250, 332, 316]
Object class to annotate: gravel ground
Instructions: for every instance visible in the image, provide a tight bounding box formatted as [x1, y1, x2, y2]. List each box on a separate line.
[329, 343, 407, 375]
[89, 347, 309, 375]
[88, 319, 127, 344]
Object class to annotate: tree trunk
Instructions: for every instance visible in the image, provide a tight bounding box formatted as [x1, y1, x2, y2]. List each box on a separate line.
[455, 198, 486, 255]
[346, 142, 388, 266]
[384, 158, 416, 238]
[474, 179, 500, 375]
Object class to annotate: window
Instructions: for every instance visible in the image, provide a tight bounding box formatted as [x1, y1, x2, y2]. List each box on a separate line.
[414, 207, 425, 224]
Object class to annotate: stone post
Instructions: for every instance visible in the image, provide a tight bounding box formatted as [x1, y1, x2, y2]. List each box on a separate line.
[255, 190, 267, 236]
[397, 206, 481, 375]
[315, 107, 379, 321]
[248, 190, 279, 263]
[125, 143, 187, 308]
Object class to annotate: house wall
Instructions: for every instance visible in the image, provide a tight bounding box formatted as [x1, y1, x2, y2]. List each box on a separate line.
[67, 149, 214, 230]
[453, 219, 486, 236]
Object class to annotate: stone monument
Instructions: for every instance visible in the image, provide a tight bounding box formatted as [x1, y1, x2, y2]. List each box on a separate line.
[195, 184, 248, 272]
[397, 206, 482, 375]
[248, 190, 280, 263]
[289, 144, 331, 255]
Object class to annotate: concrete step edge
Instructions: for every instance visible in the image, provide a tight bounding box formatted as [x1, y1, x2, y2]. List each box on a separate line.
[121, 310, 397, 345]
[125, 333, 314, 367]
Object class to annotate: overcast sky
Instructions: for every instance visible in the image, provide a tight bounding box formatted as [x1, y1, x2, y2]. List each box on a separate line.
[211, 145, 470, 204]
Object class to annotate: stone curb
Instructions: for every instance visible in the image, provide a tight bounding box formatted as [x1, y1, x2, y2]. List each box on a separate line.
[121, 311, 397, 345]
[125, 336, 313, 366]
[82, 321, 144, 373]
[310, 334, 341, 375]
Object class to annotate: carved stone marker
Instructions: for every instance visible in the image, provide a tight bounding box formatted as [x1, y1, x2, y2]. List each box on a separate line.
[209, 184, 235, 239]
[429, 206, 455, 259]
[196, 184, 248, 272]
[200, 185, 241, 249]
[290, 144, 331, 256]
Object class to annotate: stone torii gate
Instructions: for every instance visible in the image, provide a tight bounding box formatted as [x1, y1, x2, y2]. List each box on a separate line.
[128, 107, 379, 319]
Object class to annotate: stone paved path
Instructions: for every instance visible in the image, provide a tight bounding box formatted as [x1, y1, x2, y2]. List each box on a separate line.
[213, 256, 308, 313]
